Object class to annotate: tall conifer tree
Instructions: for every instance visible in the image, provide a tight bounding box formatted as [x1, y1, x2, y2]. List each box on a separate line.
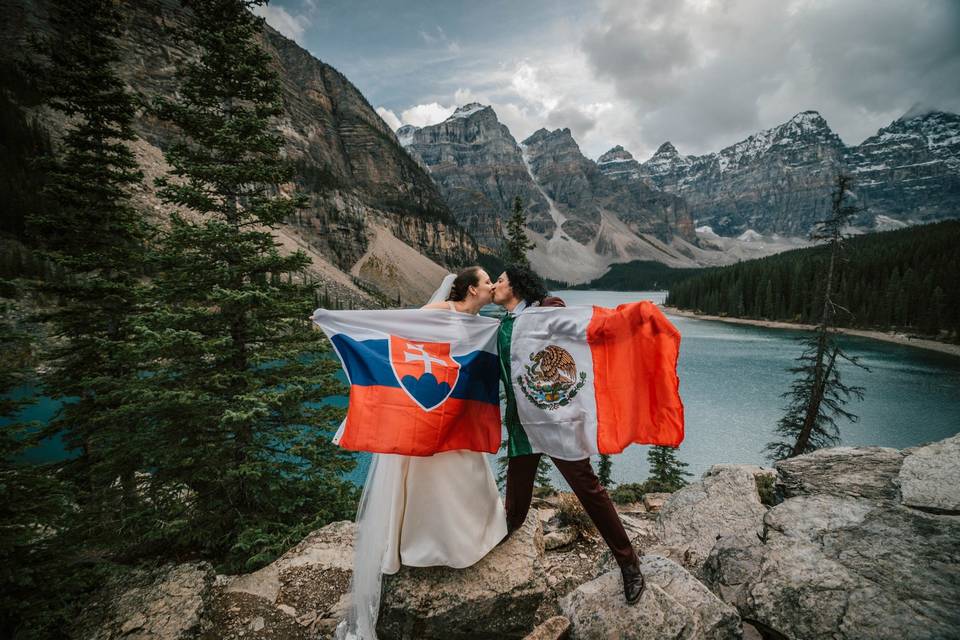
[766, 174, 870, 460]
[503, 196, 536, 267]
[498, 196, 555, 489]
[26, 0, 152, 542]
[139, 0, 357, 570]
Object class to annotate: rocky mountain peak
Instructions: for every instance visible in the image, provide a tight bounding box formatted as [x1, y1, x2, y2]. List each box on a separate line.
[395, 124, 420, 146]
[597, 145, 635, 164]
[640, 141, 692, 179]
[785, 110, 829, 131]
[654, 141, 681, 157]
[445, 102, 494, 121]
[882, 109, 960, 154]
[898, 102, 941, 122]
[522, 128, 581, 157]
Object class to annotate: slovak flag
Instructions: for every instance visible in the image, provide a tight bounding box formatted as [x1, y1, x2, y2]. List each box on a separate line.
[312, 308, 502, 456]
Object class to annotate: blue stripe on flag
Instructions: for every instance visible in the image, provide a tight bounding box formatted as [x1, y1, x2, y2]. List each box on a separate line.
[330, 334, 499, 405]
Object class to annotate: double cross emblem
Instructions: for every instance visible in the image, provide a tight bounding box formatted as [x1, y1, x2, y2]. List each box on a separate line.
[389, 336, 461, 411]
[403, 343, 446, 375]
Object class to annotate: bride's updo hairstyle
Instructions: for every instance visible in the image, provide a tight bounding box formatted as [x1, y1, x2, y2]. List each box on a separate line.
[446, 266, 483, 302]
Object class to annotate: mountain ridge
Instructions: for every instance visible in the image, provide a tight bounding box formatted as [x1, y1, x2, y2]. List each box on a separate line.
[0, 0, 473, 305]
[600, 108, 960, 237]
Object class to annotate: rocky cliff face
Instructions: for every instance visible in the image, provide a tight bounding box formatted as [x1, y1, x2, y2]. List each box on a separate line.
[625, 111, 847, 237]
[606, 109, 960, 238]
[523, 128, 694, 245]
[846, 109, 960, 227]
[0, 0, 473, 305]
[401, 106, 697, 282]
[400, 103, 552, 247]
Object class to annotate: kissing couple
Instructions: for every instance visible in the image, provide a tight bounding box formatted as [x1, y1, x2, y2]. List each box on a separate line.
[334, 265, 646, 640]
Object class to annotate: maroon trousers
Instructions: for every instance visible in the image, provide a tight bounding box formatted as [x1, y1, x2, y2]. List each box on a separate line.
[505, 453, 639, 569]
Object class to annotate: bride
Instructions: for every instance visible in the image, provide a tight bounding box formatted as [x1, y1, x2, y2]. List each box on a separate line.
[337, 266, 508, 640]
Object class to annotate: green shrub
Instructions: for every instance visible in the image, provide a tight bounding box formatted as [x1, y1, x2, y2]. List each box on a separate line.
[755, 474, 777, 506]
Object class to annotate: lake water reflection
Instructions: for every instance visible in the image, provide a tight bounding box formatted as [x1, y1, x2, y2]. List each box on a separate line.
[7, 291, 960, 491]
[546, 290, 960, 488]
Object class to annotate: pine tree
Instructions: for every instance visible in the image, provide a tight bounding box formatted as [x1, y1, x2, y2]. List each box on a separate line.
[597, 454, 612, 487]
[497, 196, 552, 488]
[766, 174, 870, 460]
[25, 0, 153, 546]
[502, 196, 535, 267]
[645, 446, 691, 493]
[136, 0, 357, 570]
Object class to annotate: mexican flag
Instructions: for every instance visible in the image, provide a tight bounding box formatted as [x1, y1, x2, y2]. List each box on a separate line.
[504, 301, 684, 460]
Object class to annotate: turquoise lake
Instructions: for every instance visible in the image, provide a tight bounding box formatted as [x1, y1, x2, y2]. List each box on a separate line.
[6, 290, 960, 490]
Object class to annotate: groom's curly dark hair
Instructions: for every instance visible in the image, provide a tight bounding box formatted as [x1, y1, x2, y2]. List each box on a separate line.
[505, 265, 548, 305]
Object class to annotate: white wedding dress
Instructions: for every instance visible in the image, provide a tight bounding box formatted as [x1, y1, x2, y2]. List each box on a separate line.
[378, 448, 507, 574]
[337, 288, 507, 640]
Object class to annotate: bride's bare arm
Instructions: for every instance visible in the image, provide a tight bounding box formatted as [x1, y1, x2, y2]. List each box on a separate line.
[421, 302, 450, 310]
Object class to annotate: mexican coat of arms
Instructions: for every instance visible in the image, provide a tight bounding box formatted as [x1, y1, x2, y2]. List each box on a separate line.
[517, 345, 587, 410]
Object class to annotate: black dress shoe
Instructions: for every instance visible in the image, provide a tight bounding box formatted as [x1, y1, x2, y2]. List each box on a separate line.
[621, 561, 645, 604]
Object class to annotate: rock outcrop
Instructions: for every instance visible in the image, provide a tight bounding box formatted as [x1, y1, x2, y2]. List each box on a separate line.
[774, 445, 905, 501]
[651, 465, 769, 575]
[72, 435, 960, 640]
[215, 520, 357, 637]
[561, 555, 741, 640]
[377, 510, 548, 639]
[79, 563, 216, 640]
[897, 432, 960, 512]
[704, 437, 960, 640]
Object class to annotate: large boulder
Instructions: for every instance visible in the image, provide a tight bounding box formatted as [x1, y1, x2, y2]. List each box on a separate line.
[898, 433, 960, 512]
[211, 520, 356, 638]
[376, 510, 548, 639]
[705, 442, 960, 640]
[774, 446, 905, 500]
[81, 562, 215, 640]
[560, 554, 741, 640]
[653, 465, 768, 573]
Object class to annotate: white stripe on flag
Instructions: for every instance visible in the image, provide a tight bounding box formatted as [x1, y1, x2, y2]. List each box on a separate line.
[312, 308, 499, 356]
[510, 306, 599, 460]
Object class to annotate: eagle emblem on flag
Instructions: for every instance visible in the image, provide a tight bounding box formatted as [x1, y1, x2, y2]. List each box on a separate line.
[518, 345, 587, 410]
[389, 335, 461, 411]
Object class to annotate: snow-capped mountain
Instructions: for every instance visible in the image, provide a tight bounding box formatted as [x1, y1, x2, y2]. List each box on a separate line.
[599, 109, 960, 237]
[845, 109, 960, 226]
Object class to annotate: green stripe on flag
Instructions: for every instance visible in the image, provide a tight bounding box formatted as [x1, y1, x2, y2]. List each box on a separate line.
[498, 315, 533, 457]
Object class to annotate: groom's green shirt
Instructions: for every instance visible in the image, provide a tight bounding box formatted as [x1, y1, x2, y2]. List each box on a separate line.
[497, 312, 534, 457]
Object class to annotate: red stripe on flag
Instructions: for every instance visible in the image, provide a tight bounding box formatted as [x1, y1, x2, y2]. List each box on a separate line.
[337, 385, 501, 456]
[588, 301, 685, 453]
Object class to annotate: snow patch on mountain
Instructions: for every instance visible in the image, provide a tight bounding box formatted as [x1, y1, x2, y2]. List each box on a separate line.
[874, 215, 910, 231]
[447, 102, 489, 120]
[396, 124, 419, 147]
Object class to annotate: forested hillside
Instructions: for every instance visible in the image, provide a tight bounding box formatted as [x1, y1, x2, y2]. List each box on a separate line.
[666, 221, 960, 340]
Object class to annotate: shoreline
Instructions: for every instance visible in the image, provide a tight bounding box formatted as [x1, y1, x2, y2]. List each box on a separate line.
[661, 306, 960, 358]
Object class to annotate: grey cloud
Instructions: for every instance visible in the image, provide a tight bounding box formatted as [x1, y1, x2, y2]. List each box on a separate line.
[545, 106, 599, 140]
[581, 0, 960, 155]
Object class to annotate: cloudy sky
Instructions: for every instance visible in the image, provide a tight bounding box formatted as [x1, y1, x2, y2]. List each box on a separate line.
[254, 0, 960, 160]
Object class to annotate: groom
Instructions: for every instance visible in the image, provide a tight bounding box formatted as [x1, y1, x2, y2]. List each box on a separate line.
[492, 266, 646, 604]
